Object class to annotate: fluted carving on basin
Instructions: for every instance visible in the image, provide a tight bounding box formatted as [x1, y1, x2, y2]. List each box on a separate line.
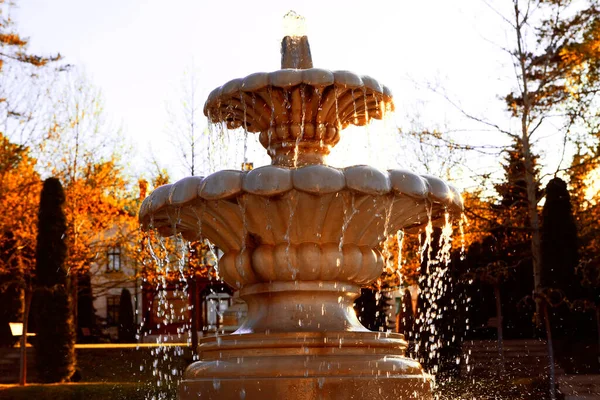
[219, 244, 383, 287]
[204, 69, 393, 133]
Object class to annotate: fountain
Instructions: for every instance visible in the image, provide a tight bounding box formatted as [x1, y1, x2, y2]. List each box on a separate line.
[139, 12, 463, 399]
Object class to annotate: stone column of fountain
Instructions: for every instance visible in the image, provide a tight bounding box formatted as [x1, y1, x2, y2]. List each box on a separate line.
[139, 13, 463, 400]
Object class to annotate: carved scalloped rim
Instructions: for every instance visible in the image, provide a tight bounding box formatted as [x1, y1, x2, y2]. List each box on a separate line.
[139, 165, 463, 224]
[205, 69, 393, 113]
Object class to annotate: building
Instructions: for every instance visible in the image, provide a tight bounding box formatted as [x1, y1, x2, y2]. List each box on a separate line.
[89, 226, 143, 341]
[89, 228, 242, 342]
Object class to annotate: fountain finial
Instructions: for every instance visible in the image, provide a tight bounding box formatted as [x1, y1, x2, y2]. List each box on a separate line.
[283, 10, 306, 37]
[281, 11, 313, 69]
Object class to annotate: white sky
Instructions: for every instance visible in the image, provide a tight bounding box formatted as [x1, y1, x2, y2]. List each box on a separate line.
[13, 0, 539, 187]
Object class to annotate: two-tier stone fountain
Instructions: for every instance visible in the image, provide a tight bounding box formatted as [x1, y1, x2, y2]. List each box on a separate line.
[139, 13, 462, 400]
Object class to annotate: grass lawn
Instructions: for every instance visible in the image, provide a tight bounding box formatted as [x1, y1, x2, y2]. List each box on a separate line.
[0, 344, 189, 399]
[0, 382, 176, 400]
[0, 377, 560, 400]
[434, 376, 559, 400]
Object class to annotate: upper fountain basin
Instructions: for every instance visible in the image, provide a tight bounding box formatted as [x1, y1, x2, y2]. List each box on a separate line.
[204, 69, 394, 167]
[139, 165, 462, 288]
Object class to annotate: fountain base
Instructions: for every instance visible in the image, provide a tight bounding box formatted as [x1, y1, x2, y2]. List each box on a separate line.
[179, 331, 433, 399]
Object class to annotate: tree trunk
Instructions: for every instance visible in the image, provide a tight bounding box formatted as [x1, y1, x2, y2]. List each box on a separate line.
[543, 303, 557, 400]
[523, 133, 543, 327]
[19, 287, 32, 386]
[71, 276, 78, 337]
[494, 284, 505, 377]
[514, 0, 543, 328]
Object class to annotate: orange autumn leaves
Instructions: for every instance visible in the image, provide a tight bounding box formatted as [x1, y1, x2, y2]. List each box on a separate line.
[0, 133, 136, 285]
[0, 0, 61, 72]
[0, 135, 40, 286]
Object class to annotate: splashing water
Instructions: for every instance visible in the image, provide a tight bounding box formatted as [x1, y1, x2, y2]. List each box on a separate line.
[138, 208, 230, 399]
[381, 208, 469, 389]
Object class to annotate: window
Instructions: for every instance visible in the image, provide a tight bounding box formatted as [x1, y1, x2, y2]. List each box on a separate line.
[107, 295, 120, 325]
[203, 292, 232, 331]
[107, 246, 121, 272]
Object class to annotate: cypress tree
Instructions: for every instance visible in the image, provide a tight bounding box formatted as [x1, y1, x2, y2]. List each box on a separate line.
[540, 177, 580, 336]
[541, 178, 579, 296]
[34, 177, 75, 382]
[118, 288, 136, 343]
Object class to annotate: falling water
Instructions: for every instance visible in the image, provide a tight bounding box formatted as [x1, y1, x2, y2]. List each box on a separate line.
[137, 203, 230, 399]
[239, 90, 252, 166]
[204, 240, 221, 280]
[238, 194, 248, 288]
[284, 192, 299, 280]
[380, 207, 470, 392]
[396, 230, 405, 286]
[267, 87, 275, 157]
[142, 232, 186, 399]
[204, 121, 269, 175]
[338, 192, 358, 253]
[381, 197, 396, 276]
[334, 86, 341, 130]
[351, 89, 359, 125]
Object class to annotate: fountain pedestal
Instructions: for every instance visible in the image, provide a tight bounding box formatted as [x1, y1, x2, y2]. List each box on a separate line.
[179, 282, 431, 399]
[180, 340, 430, 399]
[140, 20, 462, 399]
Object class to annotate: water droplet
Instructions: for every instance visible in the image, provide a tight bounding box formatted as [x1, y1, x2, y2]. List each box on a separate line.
[318, 377, 325, 389]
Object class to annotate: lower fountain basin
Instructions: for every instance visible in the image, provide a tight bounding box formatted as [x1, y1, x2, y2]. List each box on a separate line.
[180, 374, 432, 400]
[180, 331, 432, 400]
[178, 281, 433, 399]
